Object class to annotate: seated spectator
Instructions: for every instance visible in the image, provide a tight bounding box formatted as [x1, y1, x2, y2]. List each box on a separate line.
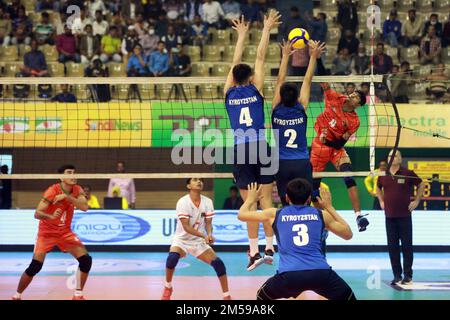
[126, 44, 149, 76]
[21, 39, 48, 77]
[163, 0, 185, 21]
[148, 41, 169, 77]
[420, 25, 442, 65]
[161, 25, 182, 54]
[87, 0, 108, 20]
[122, 26, 140, 65]
[34, 12, 55, 46]
[83, 185, 100, 209]
[10, 7, 32, 45]
[359, 82, 379, 103]
[79, 24, 101, 64]
[337, 0, 358, 34]
[241, 0, 262, 28]
[57, 25, 81, 63]
[184, 0, 202, 23]
[0, 8, 12, 47]
[373, 43, 393, 75]
[6, 0, 24, 20]
[145, 0, 163, 23]
[51, 84, 77, 103]
[352, 44, 370, 75]
[308, 12, 328, 44]
[383, 10, 402, 48]
[110, 13, 127, 39]
[338, 29, 359, 56]
[426, 63, 449, 103]
[36, 0, 59, 12]
[222, 0, 241, 22]
[174, 16, 189, 45]
[202, 0, 225, 29]
[121, 0, 144, 24]
[443, 13, 450, 47]
[345, 82, 355, 95]
[170, 45, 191, 76]
[140, 23, 160, 56]
[100, 26, 122, 63]
[423, 13, 442, 37]
[134, 13, 150, 38]
[189, 14, 208, 47]
[112, 186, 129, 210]
[332, 47, 352, 75]
[223, 185, 243, 210]
[71, 8, 93, 36]
[85, 58, 111, 102]
[155, 11, 169, 38]
[402, 9, 423, 47]
[390, 61, 411, 103]
[92, 9, 109, 38]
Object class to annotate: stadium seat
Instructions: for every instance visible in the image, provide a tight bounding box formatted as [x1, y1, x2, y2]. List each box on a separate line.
[415, 0, 433, 12]
[0, 46, 19, 61]
[377, 0, 394, 11]
[413, 64, 433, 78]
[319, 0, 337, 10]
[408, 82, 427, 101]
[249, 29, 262, 45]
[4, 62, 22, 77]
[211, 29, 231, 45]
[222, 45, 235, 62]
[137, 84, 156, 100]
[185, 45, 201, 62]
[48, 62, 65, 77]
[385, 46, 399, 64]
[442, 47, 450, 64]
[155, 84, 173, 100]
[41, 44, 58, 62]
[66, 62, 85, 77]
[70, 84, 89, 100]
[198, 83, 220, 99]
[207, 27, 217, 43]
[263, 82, 275, 100]
[435, 0, 450, 10]
[326, 28, 341, 45]
[243, 45, 257, 62]
[211, 64, 230, 77]
[23, 0, 35, 11]
[230, 31, 250, 45]
[266, 43, 280, 63]
[191, 63, 211, 77]
[203, 45, 221, 62]
[265, 63, 278, 77]
[396, 0, 414, 10]
[109, 63, 126, 77]
[18, 44, 30, 58]
[400, 46, 419, 65]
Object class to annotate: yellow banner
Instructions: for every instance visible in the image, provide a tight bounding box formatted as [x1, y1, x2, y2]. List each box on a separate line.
[375, 104, 450, 148]
[408, 161, 450, 181]
[0, 102, 152, 147]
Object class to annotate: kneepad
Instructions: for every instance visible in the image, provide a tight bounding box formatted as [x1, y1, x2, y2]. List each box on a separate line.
[166, 252, 180, 270]
[211, 258, 226, 277]
[77, 254, 92, 273]
[25, 259, 43, 277]
[340, 164, 357, 189]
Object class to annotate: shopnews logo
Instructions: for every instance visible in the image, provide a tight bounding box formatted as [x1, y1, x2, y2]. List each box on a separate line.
[85, 119, 142, 131]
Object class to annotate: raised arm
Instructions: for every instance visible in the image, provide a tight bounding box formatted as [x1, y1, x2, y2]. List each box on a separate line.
[238, 183, 277, 223]
[224, 16, 249, 95]
[272, 40, 295, 108]
[253, 10, 282, 93]
[299, 41, 326, 109]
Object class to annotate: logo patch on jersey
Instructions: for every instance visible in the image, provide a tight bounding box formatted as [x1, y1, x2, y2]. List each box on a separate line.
[201, 212, 206, 218]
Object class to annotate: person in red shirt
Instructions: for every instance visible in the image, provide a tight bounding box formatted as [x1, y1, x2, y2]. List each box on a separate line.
[311, 62, 369, 232]
[12, 165, 91, 300]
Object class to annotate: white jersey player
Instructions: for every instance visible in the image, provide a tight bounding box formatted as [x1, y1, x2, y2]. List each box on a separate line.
[161, 178, 231, 300]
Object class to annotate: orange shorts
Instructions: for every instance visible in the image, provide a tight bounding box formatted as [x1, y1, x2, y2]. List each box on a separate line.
[310, 138, 349, 172]
[34, 231, 84, 254]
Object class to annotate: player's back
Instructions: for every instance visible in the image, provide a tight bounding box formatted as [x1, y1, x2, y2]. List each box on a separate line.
[272, 102, 308, 160]
[225, 84, 265, 145]
[273, 205, 330, 273]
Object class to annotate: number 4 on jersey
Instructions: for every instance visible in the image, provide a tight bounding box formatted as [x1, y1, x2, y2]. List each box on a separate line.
[239, 107, 253, 127]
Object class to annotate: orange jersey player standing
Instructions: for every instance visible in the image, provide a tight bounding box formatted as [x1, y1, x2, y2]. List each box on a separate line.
[310, 67, 370, 232]
[12, 165, 91, 300]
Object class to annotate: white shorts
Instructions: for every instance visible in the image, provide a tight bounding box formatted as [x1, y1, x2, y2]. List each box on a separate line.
[171, 238, 211, 258]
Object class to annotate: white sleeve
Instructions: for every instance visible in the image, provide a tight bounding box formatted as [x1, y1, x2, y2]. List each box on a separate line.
[176, 198, 191, 220]
[205, 199, 215, 219]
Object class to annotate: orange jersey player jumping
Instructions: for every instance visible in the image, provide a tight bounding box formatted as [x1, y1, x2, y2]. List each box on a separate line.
[12, 165, 91, 300]
[310, 58, 370, 232]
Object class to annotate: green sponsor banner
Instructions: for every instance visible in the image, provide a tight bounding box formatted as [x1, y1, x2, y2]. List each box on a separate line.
[35, 117, 63, 133]
[151, 102, 369, 148]
[0, 117, 30, 133]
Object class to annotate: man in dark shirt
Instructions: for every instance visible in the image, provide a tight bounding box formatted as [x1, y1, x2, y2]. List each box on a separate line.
[223, 186, 243, 210]
[0, 165, 12, 209]
[337, 0, 358, 33]
[51, 84, 77, 103]
[377, 149, 425, 286]
[21, 39, 48, 76]
[170, 45, 191, 76]
[337, 29, 360, 56]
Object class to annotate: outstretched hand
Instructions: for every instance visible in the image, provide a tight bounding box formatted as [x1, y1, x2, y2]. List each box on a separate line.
[231, 15, 250, 37]
[264, 9, 282, 30]
[246, 182, 263, 203]
[309, 40, 326, 59]
[280, 40, 295, 57]
[316, 187, 333, 210]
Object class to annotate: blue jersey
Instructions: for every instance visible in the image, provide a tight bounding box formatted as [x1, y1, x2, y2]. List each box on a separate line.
[272, 102, 309, 160]
[273, 205, 330, 273]
[225, 84, 266, 145]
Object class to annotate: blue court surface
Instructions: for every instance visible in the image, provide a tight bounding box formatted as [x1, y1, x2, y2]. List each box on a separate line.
[0, 252, 449, 300]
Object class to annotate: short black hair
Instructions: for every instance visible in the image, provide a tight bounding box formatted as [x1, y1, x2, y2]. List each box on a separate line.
[290, 6, 299, 12]
[230, 185, 239, 192]
[318, 12, 327, 20]
[354, 90, 366, 106]
[377, 42, 384, 48]
[430, 13, 438, 18]
[286, 178, 312, 205]
[408, 9, 416, 14]
[41, 11, 49, 18]
[0, 165, 8, 174]
[109, 26, 117, 31]
[400, 61, 410, 68]
[186, 178, 204, 185]
[361, 82, 370, 88]
[57, 164, 75, 174]
[280, 83, 299, 107]
[232, 64, 252, 85]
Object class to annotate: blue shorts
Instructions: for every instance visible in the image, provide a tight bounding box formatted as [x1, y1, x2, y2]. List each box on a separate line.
[275, 159, 313, 206]
[232, 142, 274, 189]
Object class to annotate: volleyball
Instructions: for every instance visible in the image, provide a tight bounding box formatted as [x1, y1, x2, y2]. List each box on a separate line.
[288, 28, 310, 49]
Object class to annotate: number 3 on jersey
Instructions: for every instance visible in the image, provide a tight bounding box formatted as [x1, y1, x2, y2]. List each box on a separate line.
[239, 107, 253, 127]
[292, 224, 309, 246]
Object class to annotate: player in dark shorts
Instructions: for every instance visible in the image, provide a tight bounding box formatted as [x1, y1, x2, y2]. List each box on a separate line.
[271, 39, 326, 206]
[224, 12, 281, 271]
[238, 179, 356, 300]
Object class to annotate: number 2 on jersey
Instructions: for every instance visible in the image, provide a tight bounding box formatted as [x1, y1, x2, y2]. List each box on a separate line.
[284, 129, 298, 148]
[292, 224, 309, 246]
[239, 107, 253, 127]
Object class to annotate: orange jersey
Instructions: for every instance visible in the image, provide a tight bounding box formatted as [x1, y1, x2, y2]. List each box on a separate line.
[38, 183, 84, 235]
[314, 88, 360, 141]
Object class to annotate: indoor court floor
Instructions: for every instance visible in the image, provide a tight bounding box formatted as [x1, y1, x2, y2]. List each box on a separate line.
[0, 252, 449, 300]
